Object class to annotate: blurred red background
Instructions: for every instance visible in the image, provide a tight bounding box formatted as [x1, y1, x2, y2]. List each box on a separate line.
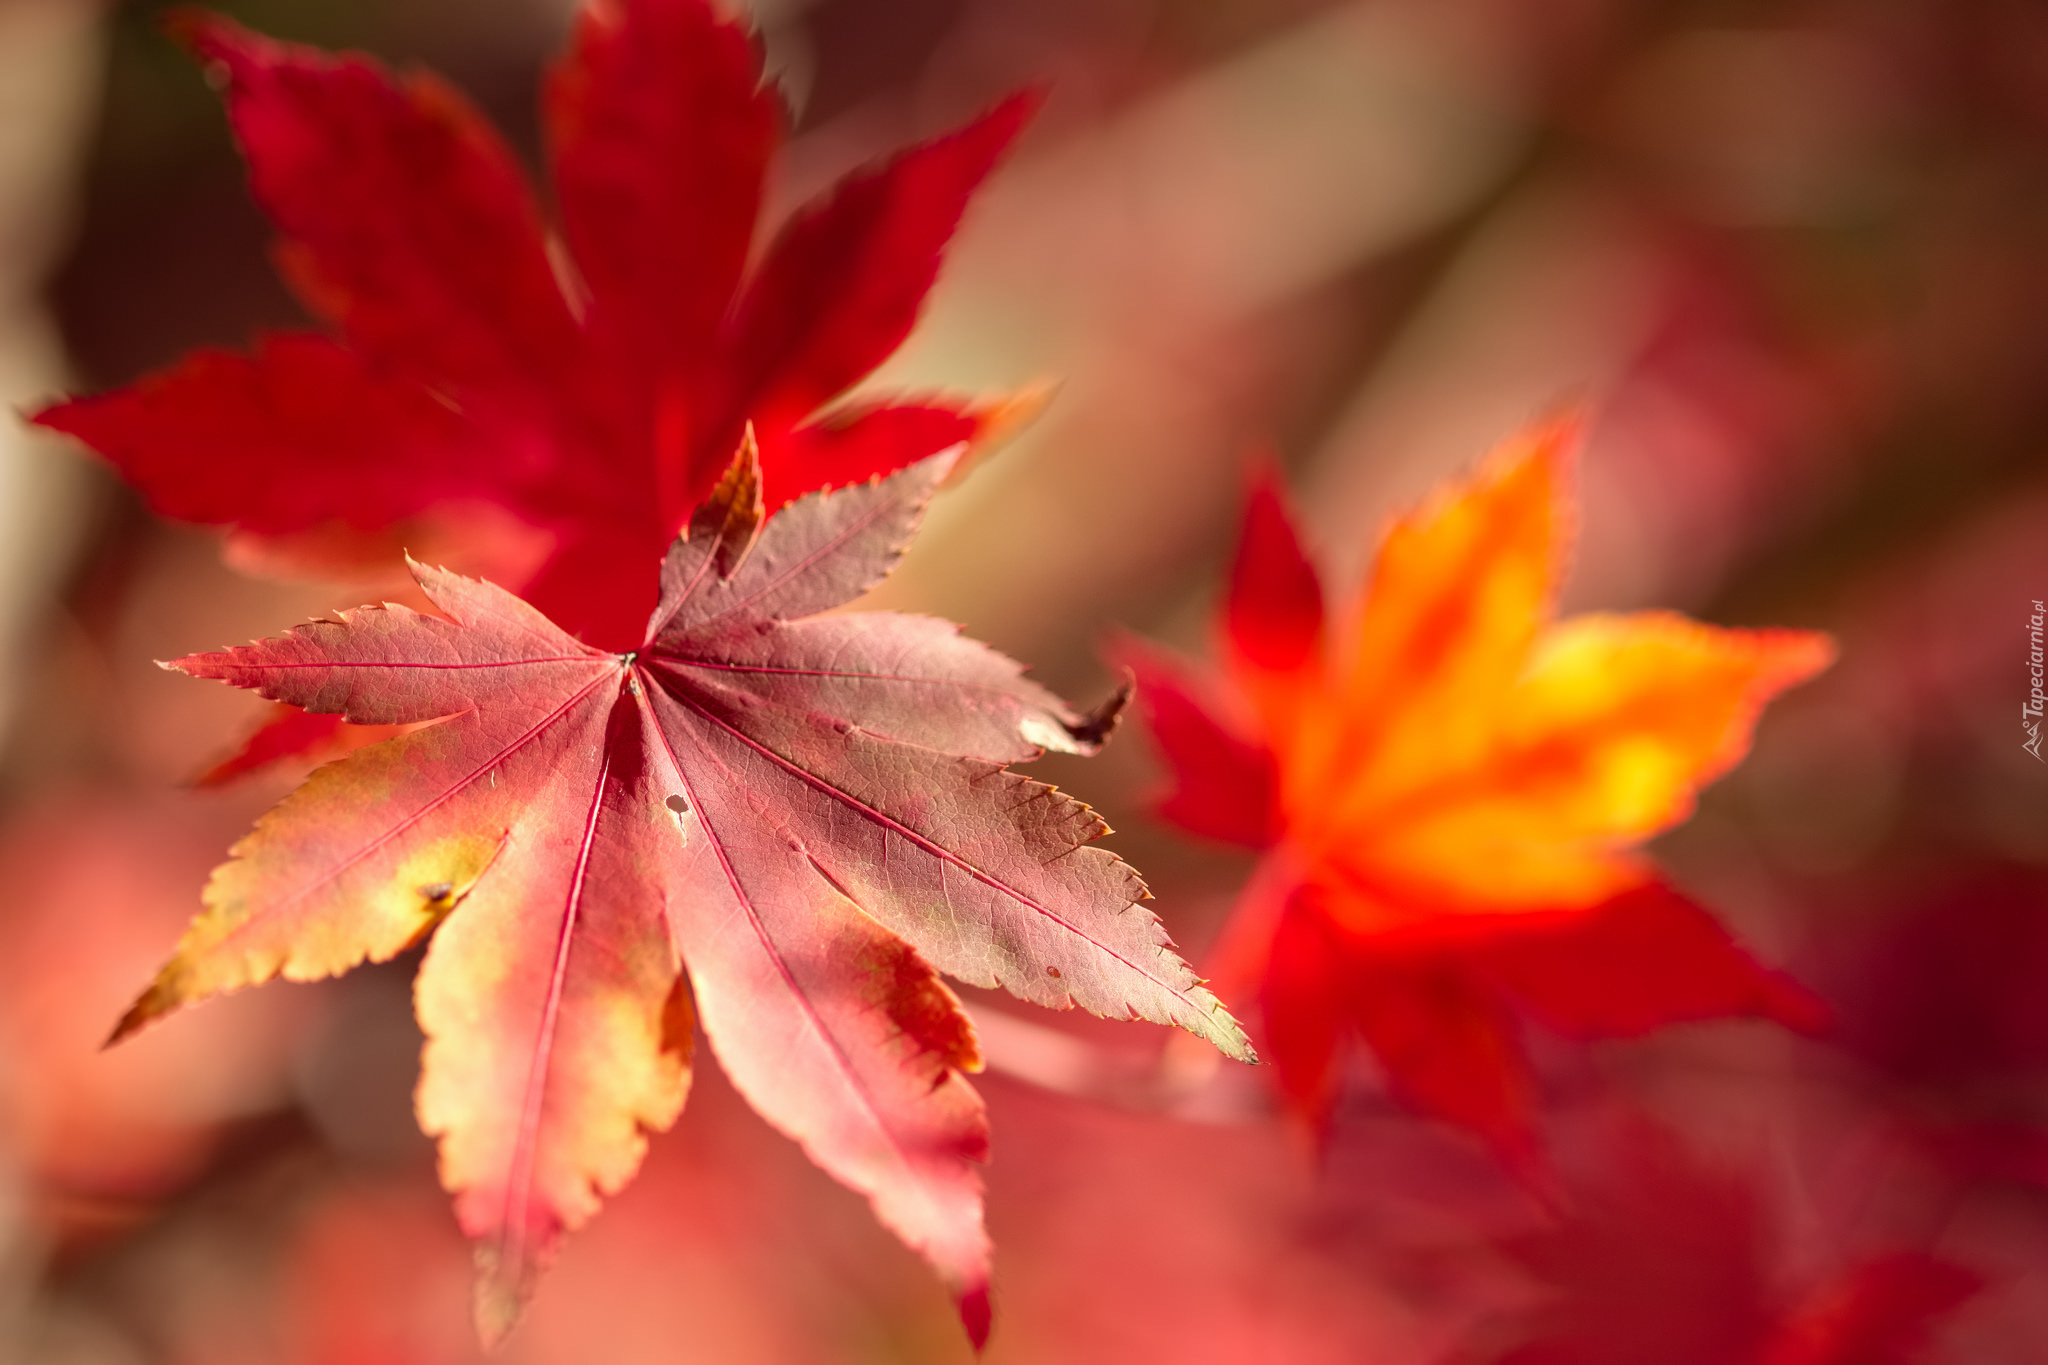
[3, 0, 2048, 1358]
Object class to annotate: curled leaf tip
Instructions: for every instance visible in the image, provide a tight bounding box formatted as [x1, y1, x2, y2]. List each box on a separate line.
[1065, 677, 1132, 752]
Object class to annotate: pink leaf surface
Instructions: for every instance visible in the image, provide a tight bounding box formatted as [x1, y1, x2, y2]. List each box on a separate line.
[129, 448, 1251, 1345]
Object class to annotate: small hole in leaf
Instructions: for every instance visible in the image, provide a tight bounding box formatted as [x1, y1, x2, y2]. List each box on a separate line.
[1045, 966, 1061, 978]
[665, 795, 689, 815]
[419, 882, 455, 904]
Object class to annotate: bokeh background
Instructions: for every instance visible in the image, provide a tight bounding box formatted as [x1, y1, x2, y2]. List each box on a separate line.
[2, 0, 2048, 1359]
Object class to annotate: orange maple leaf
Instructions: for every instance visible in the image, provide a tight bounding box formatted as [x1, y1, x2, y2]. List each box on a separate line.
[1119, 416, 1833, 1159]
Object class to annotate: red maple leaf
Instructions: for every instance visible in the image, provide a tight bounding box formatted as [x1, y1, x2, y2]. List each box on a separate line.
[34, 0, 1033, 654]
[123, 442, 1252, 1346]
[1116, 417, 1830, 1161]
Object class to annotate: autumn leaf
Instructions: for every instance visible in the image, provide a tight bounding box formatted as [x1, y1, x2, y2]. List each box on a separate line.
[121, 441, 1252, 1347]
[1116, 417, 1829, 1161]
[34, 0, 1034, 657]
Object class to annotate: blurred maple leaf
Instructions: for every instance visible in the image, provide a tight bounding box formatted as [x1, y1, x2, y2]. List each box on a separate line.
[121, 443, 1252, 1346]
[1758, 1254, 1986, 1365]
[1117, 417, 1830, 1162]
[1483, 1117, 1981, 1365]
[34, 0, 1034, 655]
[0, 795, 309, 1236]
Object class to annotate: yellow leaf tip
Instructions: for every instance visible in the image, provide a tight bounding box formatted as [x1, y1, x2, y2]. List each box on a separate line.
[473, 1270, 527, 1352]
